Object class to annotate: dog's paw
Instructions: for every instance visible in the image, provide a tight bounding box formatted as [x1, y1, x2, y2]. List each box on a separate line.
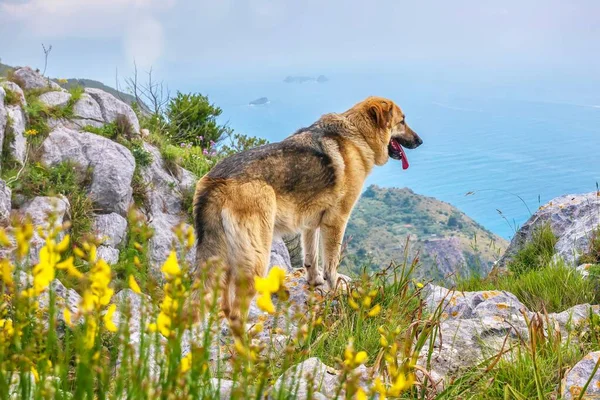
[308, 275, 326, 288]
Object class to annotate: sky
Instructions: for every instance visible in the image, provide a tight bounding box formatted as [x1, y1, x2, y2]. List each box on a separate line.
[1, 0, 599, 86]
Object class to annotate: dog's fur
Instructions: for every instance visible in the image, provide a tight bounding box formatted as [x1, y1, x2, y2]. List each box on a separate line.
[192, 96, 423, 325]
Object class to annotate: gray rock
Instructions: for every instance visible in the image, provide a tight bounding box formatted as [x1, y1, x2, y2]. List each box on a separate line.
[72, 93, 104, 127]
[548, 303, 600, 339]
[273, 357, 341, 399]
[270, 238, 293, 272]
[208, 379, 234, 399]
[0, 88, 6, 158]
[85, 88, 140, 134]
[19, 196, 70, 263]
[0, 81, 26, 105]
[577, 263, 594, 278]
[93, 213, 127, 247]
[0, 179, 11, 226]
[97, 245, 119, 264]
[39, 91, 71, 108]
[498, 192, 600, 268]
[6, 104, 27, 165]
[563, 351, 600, 399]
[39, 279, 81, 324]
[13, 67, 62, 91]
[40, 127, 135, 215]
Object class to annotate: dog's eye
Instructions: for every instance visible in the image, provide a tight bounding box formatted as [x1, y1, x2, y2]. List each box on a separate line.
[400, 119, 406, 125]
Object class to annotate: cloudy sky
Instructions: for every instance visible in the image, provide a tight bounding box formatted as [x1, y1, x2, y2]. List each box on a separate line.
[0, 0, 599, 84]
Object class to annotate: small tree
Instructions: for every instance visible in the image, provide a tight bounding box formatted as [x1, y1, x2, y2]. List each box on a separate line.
[166, 92, 231, 148]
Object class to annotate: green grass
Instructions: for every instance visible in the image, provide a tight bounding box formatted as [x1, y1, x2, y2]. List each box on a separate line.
[3, 87, 21, 106]
[158, 144, 215, 178]
[579, 227, 600, 265]
[507, 224, 557, 275]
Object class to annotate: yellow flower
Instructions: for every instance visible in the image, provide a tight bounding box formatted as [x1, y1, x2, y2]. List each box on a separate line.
[56, 235, 70, 253]
[85, 319, 98, 349]
[379, 335, 388, 347]
[255, 266, 285, 294]
[31, 366, 39, 383]
[180, 353, 192, 373]
[1, 259, 14, 286]
[388, 372, 415, 396]
[344, 339, 368, 368]
[58, 78, 68, 84]
[103, 304, 117, 332]
[0, 228, 10, 247]
[156, 312, 171, 337]
[186, 229, 195, 249]
[57, 257, 83, 279]
[128, 275, 142, 294]
[15, 222, 33, 259]
[256, 292, 275, 314]
[0, 318, 14, 338]
[147, 323, 157, 333]
[373, 377, 387, 400]
[348, 298, 359, 310]
[415, 282, 424, 289]
[356, 387, 368, 400]
[367, 304, 381, 317]
[362, 296, 372, 307]
[354, 351, 368, 366]
[33, 245, 57, 295]
[63, 308, 73, 327]
[25, 129, 39, 136]
[161, 251, 181, 278]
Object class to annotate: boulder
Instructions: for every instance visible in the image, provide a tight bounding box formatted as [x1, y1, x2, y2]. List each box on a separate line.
[85, 88, 140, 134]
[562, 351, 600, 399]
[39, 91, 71, 108]
[0, 89, 6, 167]
[0, 81, 26, 105]
[498, 192, 600, 268]
[93, 213, 127, 247]
[12, 67, 62, 91]
[97, 246, 120, 264]
[273, 358, 341, 399]
[40, 127, 135, 216]
[0, 179, 12, 226]
[209, 379, 234, 400]
[19, 196, 70, 263]
[5, 104, 27, 165]
[270, 239, 293, 272]
[72, 93, 105, 128]
[548, 303, 600, 339]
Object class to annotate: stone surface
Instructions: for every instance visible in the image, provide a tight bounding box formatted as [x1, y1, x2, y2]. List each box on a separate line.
[41, 127, 135, 215]
[273, 358, 341, 399]
[577, 263, 594, 278]
[19, 196, 70, 263]
[498, 192, 600, 268]
[39, 91, 72, 108]
[72, 93, 104, 127]
[6, 104, 27, 165]
[270, 238, 293, 272]
[0, 179, 11, 226]
[97, 245, 119, 264]
[0, 81, 26, 105]
[93, 213, 127, 247]
[13, 67, 62, 91]
[85, 88, 140, 134]
[0, 88, 6, 159]
[563, 351, 600, 399]
[548, 303, 600, 339]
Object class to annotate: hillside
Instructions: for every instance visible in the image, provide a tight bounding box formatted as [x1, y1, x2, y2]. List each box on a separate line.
[341, 185, 508, 281]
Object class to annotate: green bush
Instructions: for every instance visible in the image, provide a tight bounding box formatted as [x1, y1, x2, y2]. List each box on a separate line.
[508, 224, 557, 276]
[166, 92, 231, 147]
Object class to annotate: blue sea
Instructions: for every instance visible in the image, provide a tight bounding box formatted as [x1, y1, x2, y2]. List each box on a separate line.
[182, 70, 600, 240]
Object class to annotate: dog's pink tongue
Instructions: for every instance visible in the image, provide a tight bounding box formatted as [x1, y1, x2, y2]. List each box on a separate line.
[399, 145, 409, 170]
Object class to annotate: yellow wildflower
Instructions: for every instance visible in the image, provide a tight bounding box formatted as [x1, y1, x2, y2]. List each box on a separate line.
[356, 387, 368, 400]
[180, 353, 192, 373]
[348, 298, 359, 310]
[254, 266, 286, 314]
[0, 228, 10, 247]
[0, 318, 14, 338]
[367, 304, 381, 317]
[15, 222, 34, 260]
[256, 292, 275, 314]
[161, 251, 181, 278]
[103, 304, 117, 332]
[1, 259, 14, 286]
[33, 245, 58, 295]
[128, 275, 142, 294]
[415, 282, 424, 289]
[388, 372, 415, 396]
[156, 312, 171, 337]
[63, 308, 73, 327]
[56, 235, 70, 253]
[85, 319, 97, 349]
[379, 335, 388, 347]
[58, 78, 68, 84]
[57, 257, 83, 279]
[373, 377, 387, 400]
[343, 339, 368, 368]
[31, 366, 39, 383]
[25, 129, 38, 136]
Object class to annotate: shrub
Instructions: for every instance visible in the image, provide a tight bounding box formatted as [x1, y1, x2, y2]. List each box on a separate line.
[165, 92, 231, 147]
[508, 224, 557, 276]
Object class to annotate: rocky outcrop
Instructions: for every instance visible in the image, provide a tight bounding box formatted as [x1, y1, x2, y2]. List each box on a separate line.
[5, 100, 27, 165]
[0, 81, 26, 105]
[85, 88, 140, 134]
[0, 88, 7, 157]
[93, 213, 127, 264]
[498, 192, 600, 268]
[40, 127, 135, 216]
[563, 351, 600, 399]
[13, 67, 62, 91]
[39, 91, 71, 108]
[0, 179, 12, 226]
[71, 93, 105, 128]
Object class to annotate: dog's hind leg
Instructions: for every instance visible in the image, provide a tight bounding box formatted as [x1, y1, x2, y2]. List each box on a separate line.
[302, 228, 324, 287]
[320, 212, 349, 290]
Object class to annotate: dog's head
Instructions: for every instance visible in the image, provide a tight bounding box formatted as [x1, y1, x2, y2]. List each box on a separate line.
[358, 96, 423, 168]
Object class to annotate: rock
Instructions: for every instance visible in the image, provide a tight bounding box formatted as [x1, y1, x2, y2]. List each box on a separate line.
[209, 379, 234, 399]
[97, 245, 119, 264]
[423, 284, 527, 321]
[0, 179, 12, 226]
[0, 81, 26, 105]
[273, 358, 341, 399]
[562, 351, 600, 399]
[85, 88, 140, 134]
[93, 213, 127, 247]
[548, 303, 600, 339]
[577, 263, 594, 278]
[0, 88, 6, 156]
[19, 196, 70, 263]
[72, 93, 104, 127]
[5, 104, 27, 165]
[420, 284, 530, 379]
[13, 67, 62, 91]
[39, 91, 72, 108]
[270, 238, 293, 272]
[39, 279, 81, 324]
[498, 192, 600, 268]
[40, 127, 135, 215]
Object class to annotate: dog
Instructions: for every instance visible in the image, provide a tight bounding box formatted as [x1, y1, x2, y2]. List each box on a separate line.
[192, 96, 423, 326]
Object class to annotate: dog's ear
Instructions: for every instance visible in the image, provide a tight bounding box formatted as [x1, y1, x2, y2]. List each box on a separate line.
[368, 100, 394, 129]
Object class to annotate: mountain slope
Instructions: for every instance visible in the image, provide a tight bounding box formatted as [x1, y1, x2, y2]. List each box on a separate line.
[341, 185, 508, 282]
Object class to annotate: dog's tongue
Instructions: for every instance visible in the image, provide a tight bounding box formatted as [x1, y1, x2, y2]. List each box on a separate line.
[392, 140, 410, 170]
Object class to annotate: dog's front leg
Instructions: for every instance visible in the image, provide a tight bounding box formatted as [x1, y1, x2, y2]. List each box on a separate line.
[320, 214, 347, 290]
[302, 228, 324, 287]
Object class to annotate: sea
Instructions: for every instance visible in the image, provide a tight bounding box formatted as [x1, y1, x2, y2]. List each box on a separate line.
[181, 69, 600, 240]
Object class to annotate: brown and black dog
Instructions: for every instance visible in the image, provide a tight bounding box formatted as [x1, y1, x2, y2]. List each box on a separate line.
[192, 96, 423, 325]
